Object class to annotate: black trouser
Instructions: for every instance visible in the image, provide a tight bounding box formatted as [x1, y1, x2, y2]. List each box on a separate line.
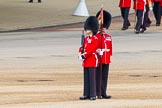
[83, 67, 96, 97]
[120, 7, 131, 28]
[161, 7, 162, 15]
[142, 5, 150, 30]
[96, 64, 109, 96]
[153, 2, 161, 24]
[135, 10, 143, 31]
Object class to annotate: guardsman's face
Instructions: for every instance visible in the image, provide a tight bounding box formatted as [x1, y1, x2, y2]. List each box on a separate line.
[86, 30, 93, 36]
[100, 28, 106, 33]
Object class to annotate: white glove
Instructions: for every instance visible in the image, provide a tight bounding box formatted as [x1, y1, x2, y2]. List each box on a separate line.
[78, 55, 84, 61]
[149, 7, 153, 11]
[98, 49, 104, 55]
[97, 48, 110, 55]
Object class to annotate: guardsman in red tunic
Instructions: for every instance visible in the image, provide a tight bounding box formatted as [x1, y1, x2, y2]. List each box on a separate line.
[133, 0, 145, 34]
[141, 0, 153, 32]
[78, 16, 99, 100]
[119, 0, 131, 30]
[153, 0, 162, 26]
[95, 10, 112, 99]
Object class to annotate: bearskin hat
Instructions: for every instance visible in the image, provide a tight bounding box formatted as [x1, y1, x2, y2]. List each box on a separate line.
[96, 10, 112, 29]
[84, 16, 99, 35]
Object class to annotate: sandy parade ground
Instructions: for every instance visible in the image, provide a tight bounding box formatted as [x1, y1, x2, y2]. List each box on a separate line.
[0, 0, 134, 32]
[0, 0, 162, 108]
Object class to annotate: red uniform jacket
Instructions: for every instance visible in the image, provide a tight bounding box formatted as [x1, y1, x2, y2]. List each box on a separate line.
[79, 35, 99, 67]
[119, 0, 131, 8]
[96, 33, 112, 64]
[133, 0, 145, 10]
[161, 0, 162, 6]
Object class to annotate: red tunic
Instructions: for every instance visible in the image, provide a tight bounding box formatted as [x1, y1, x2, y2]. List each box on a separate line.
[96, 33, 112, 64]
[133, 0, 145, 10]
[119, 0, 131, 8]
[79, 35, 99, 67]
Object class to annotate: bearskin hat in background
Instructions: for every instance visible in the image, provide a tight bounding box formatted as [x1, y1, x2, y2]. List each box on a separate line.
[96, 10, 112, 29]
[84, 16, 99, 35]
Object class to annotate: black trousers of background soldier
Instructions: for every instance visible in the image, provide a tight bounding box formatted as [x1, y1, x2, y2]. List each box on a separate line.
[161, 6, 162, 15]
[135, 10, 143, 33]
[153, 2, 161, 26]
[120, 7, 131, 30]
[141, 5, 151, 33]
[29, 0, 41, 3]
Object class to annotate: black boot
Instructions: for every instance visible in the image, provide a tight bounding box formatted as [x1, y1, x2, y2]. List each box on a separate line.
[29, 0, 33, 3]
[89, 96, 96, 100]
[140, 28, 146, 33]
[79, 96, 89, 100]
[102, 95, 112, 99]
[135, 29, 140, 34]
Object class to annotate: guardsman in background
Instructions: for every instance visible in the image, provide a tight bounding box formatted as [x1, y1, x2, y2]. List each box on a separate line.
[95, 10, 112, 99]
[78, 16, 99, 100]
[119, 0, 131, 30]
[141, 0, 153, 33]
[153, 0, 162, 26]
[133, 0, 145, 34]
[29, 0, 41, 3]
